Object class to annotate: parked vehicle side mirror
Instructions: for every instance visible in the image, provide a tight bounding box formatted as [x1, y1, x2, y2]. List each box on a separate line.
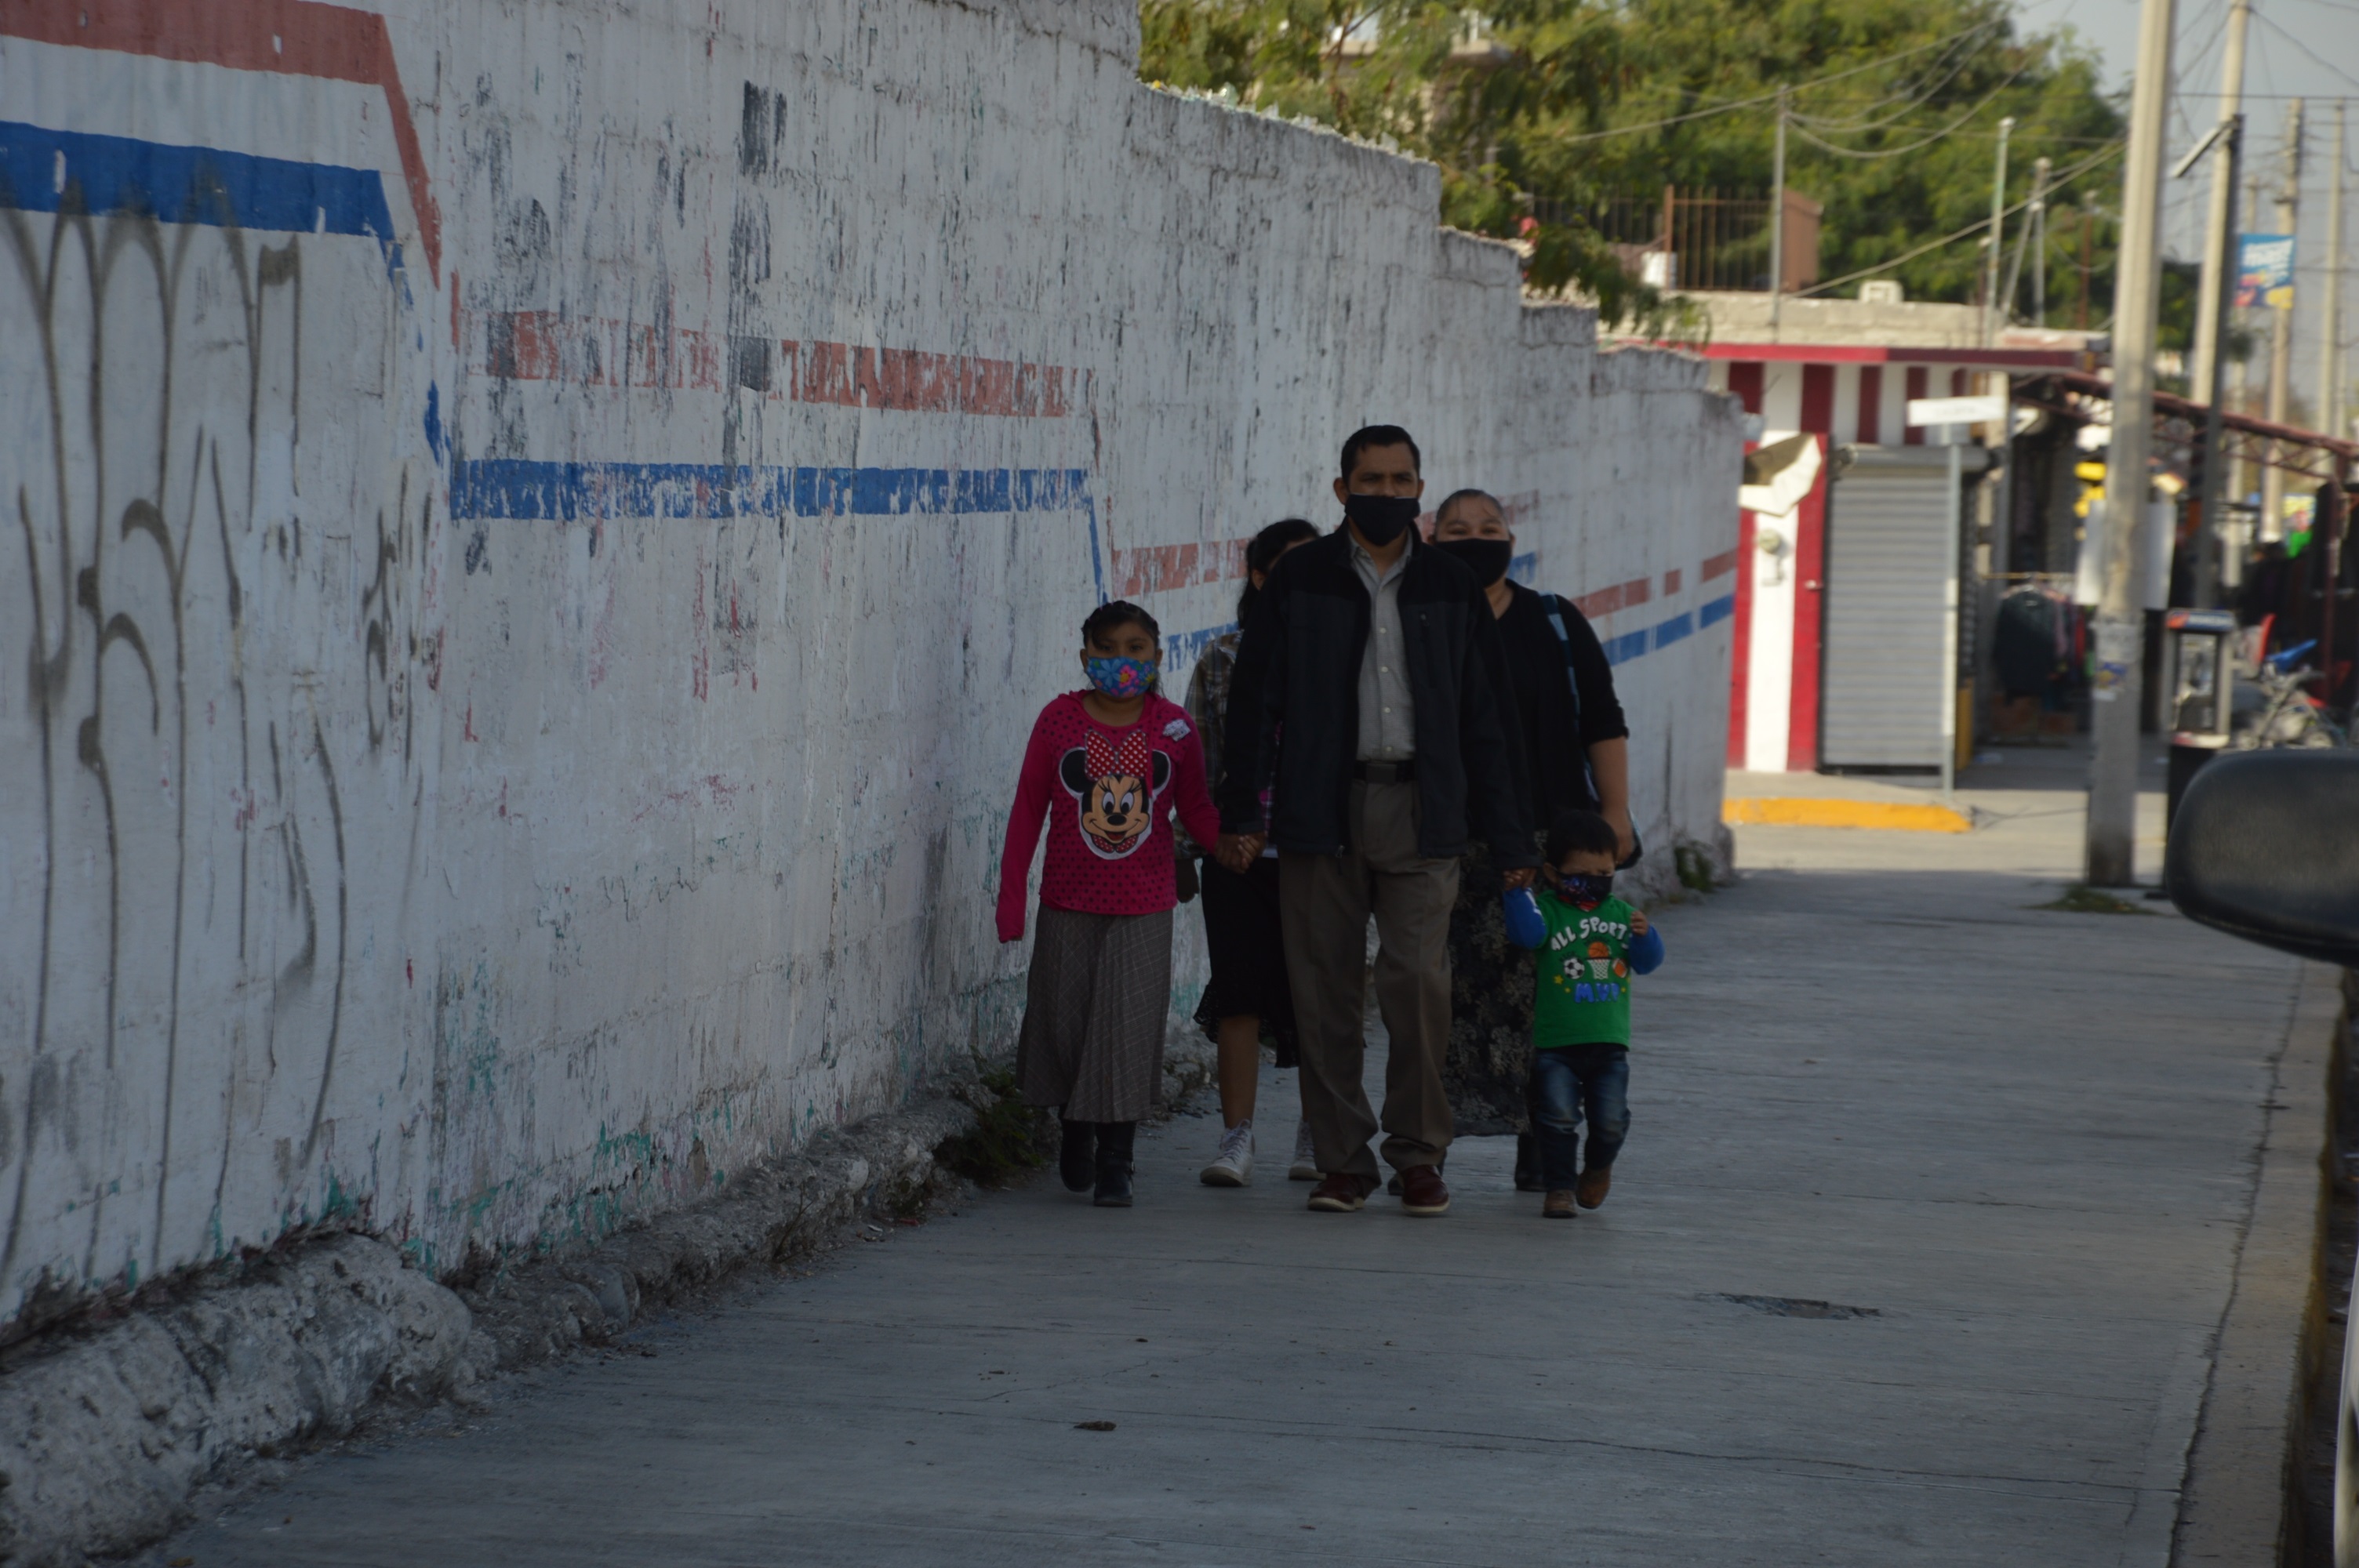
[2165, 750, 2359, 965]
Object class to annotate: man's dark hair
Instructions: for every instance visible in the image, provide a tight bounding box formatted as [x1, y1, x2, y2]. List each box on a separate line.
[1434, 488, 1503, 527]
[1238, 517, 1320, 623]
[1339, 424, 1422, 480]
[1545, 808, 1620, 866]
[1082, 600, 1160, 647]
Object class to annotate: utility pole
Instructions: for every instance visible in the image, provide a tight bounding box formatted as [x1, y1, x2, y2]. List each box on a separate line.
[2318, 103, 2346, 451]
[2034, 156, 2051, 327]
[2184, 115, 2244, 609]
[2189, 0, 2251, 419]
[2230, 169, 2262, 517]
[2263, 99, 2304, 538]
[1769, 85, 1790, 336]
[2078, 201, 2095, 330]
[1984, 115, 2016, 344]
[2001, 154, 2046, 331]
[2086, 0, 2175, 888]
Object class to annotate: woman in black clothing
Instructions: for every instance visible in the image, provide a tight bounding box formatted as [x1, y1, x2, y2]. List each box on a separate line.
[1428, 488, 1633, 1182]
[1183, 517, 1321, 1187]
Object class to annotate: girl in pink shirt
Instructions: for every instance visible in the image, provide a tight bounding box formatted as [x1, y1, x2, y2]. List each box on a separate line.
[998, 601, 1225, 1207]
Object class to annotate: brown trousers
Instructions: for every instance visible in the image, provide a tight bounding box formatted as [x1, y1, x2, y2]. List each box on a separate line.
[1278, 780, 1461, 1181]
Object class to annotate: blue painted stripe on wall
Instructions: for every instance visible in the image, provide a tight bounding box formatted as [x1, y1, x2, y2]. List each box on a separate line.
[448, 459, 1095, 521]
[1652, 612, 1694, 650]
[1165, 622, 1236, 669]
[1699, 592, 1736, 628]
[1600, 629, 1651, 665]
[0, 121, 397, 252]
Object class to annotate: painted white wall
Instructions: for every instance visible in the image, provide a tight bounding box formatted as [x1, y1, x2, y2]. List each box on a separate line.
[1743, 491, 1801, 772]
[0, 0, 1741, 1322]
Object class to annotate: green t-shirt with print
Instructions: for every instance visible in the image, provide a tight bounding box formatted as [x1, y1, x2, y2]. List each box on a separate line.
[1532, 893, 1641, 1048]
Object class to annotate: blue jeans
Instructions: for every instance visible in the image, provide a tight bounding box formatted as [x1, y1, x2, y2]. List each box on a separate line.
[1530, 1044, 1630, 1190]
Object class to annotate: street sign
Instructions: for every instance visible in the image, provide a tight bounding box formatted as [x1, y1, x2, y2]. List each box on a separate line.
[2235, 233, 2294, 308]
[1905, 394, 2007, 426]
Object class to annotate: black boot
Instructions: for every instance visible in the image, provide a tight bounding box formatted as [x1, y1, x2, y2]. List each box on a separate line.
[1513, 1132, 1543, 1193]
[1092, 1121, 1136, 1207]
[1059, 1118, 1096, 1193]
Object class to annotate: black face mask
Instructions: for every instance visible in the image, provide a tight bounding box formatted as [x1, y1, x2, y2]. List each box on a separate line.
[1434, 536, 1513, 586]
[1554, 872, 1613, 906]
[1343, 492, 1421, 546]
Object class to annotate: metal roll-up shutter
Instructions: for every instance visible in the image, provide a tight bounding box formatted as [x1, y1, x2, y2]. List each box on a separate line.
[1819, 452, 1960, 768]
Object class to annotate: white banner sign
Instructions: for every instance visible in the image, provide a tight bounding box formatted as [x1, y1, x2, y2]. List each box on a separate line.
[1905, 394, 2007, 426]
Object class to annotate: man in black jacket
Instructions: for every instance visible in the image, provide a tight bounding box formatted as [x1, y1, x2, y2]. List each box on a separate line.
[1217, 426, 1535, 1217]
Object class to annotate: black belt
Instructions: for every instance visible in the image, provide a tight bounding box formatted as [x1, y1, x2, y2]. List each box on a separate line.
[1351, 759, 1417, 784]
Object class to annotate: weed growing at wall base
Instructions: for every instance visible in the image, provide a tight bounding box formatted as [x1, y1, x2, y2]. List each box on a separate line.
[936, 1063, 1057, 1188]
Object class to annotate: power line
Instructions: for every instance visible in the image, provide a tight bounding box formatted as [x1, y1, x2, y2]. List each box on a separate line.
[1788, 67, 2030, 159]
[2250, 10, 2359, 94]
[1796, 139, 2128, 297]
[1550, 17, 2013, 146]
[1787, 26, 1998, 133]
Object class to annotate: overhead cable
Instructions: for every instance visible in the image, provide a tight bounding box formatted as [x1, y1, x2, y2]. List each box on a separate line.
[1550, 17, 2019, 146]
[1797, 139, 2128, 297]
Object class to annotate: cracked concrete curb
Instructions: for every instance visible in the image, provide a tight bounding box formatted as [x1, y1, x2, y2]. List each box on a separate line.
[0, 1232, 476, 1568]
[0, 1042, 1223, 1568]
[0, 1087, 992, 1567]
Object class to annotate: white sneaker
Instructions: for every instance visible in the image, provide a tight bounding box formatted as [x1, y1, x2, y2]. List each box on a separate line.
[1201, 1120, 1255, 1186]
[1288, 1120, 1320, 1182]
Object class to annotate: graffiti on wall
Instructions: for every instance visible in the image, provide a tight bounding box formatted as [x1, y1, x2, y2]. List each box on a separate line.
[0, 5, 442, 1324]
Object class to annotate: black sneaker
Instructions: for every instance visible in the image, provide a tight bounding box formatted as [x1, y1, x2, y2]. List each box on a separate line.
[1059, 1120, 1095, 1193]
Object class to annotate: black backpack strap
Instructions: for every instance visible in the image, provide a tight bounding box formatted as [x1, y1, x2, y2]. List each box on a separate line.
[1539, 593, 1597, 808]
[1539, 594, 1583, 734]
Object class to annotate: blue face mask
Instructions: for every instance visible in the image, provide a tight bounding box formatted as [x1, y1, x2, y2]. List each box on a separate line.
[1554, 872, 1613, 906]
[1084, 655, 1158, 700]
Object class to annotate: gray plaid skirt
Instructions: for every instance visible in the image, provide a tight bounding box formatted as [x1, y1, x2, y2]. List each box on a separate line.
[1015, 906, 1173, 1123]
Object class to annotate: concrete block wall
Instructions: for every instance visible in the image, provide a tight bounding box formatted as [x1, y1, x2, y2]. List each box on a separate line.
[0, 0, 1741, 1330]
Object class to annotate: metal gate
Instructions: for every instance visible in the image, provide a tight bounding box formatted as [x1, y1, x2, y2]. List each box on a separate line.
[1819, 447, 1972, 768]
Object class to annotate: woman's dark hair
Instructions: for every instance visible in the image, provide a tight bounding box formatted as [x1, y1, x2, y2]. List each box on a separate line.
[1545, 808, 1620, 866]
[1434, 488, 1503, 528]
[1081, 599, 1160, 647]
[1238, 517, 1320, 624]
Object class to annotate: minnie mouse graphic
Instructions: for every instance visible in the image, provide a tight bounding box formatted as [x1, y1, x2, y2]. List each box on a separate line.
[1060, 727, 1171, 859]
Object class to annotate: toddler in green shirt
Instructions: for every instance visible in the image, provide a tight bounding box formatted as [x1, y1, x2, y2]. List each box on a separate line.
[1507, 809, 1665, 1219]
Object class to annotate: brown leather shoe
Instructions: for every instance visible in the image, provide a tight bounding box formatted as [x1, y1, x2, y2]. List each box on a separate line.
[1307, 1174, 1370, 1213]
[1543, 1189, 1577, 1219]
[1396, 1164, 1450, 1216]
[1576, 1166, 1612, 1209]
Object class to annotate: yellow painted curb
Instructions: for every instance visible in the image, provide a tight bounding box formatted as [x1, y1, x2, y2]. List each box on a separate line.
[1722, 797, 1975, 833]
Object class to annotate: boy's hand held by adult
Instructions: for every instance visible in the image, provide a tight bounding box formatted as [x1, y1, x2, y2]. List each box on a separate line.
[1501, 866, 1536, 891]
[1628, 909, 1649, 936]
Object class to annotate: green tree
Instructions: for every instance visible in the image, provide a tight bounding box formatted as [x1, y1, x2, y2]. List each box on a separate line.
[1138, 0, 2126, 332]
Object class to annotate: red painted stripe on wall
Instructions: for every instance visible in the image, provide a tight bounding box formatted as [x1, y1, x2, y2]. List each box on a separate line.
[1573, 575, 1652, 620]
[1113, 539, 1250, 598]
[3, 0, 443, 280]
[1701, 547, 1739, 581]
[465, 310, 1082, 417]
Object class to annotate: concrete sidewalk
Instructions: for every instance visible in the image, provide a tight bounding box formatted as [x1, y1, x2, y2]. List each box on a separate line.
[157, 773, 2312, 1566]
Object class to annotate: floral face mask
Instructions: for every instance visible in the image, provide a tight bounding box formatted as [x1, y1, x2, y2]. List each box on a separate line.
[1083, 655, 1158, 699]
